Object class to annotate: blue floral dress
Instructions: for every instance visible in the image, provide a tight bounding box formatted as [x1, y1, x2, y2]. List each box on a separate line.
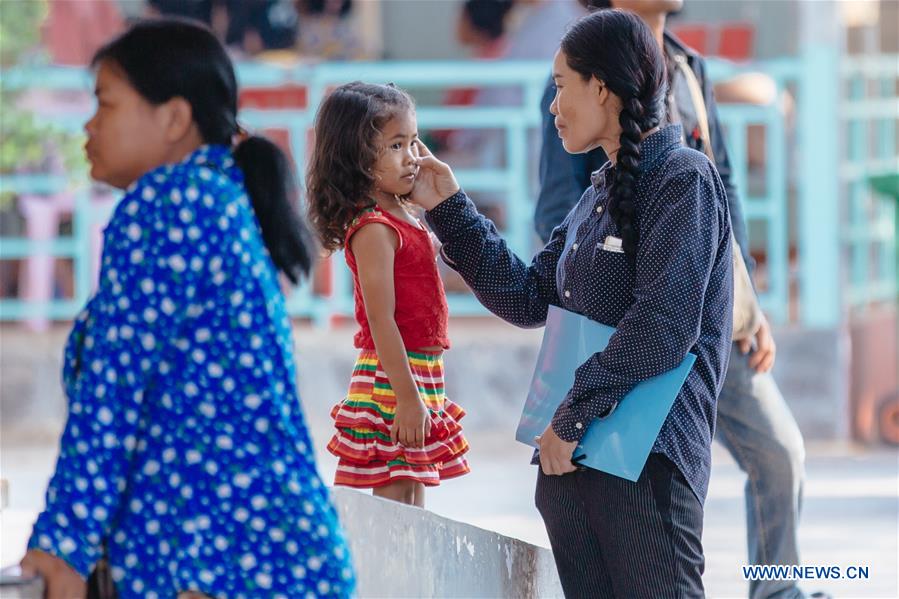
[28, 145, 356, 598]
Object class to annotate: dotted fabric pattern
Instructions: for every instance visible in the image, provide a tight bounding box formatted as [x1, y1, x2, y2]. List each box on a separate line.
[29, 145, 356, 598]
[426, 125, 734, 503]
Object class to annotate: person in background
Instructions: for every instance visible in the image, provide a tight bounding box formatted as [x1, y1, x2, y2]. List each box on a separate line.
[225, 0, 300, 58]
[145, 0, 213, 23]
[502, 0, 585, 61]
[430, 0, 514, 152]
[147, 0, 300, 57]
[455, 0, 514, 61]
[295, 0, 367, 61]
[441, 0, 584, 170]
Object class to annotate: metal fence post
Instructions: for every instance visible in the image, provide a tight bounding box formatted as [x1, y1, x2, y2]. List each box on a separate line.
[797, 9, 843, 328]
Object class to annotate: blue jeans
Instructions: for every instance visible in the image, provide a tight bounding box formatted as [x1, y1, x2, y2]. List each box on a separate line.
[716, 344, 807, 599]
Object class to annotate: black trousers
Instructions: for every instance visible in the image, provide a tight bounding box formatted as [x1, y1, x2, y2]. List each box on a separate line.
[535, 453, 705, 599]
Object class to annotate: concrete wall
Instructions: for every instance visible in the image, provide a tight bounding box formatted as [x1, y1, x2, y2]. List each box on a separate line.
[380, 0, 466, 60]
[331, 488, 562, 598]
[767, 324, 851, 439]
[0, 318, 854, 442]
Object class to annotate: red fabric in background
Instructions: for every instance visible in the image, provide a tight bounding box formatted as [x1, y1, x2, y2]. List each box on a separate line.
[43, 0, 124, 65]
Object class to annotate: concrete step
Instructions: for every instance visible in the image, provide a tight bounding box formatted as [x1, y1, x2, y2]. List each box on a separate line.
[331, 487, 562, 598]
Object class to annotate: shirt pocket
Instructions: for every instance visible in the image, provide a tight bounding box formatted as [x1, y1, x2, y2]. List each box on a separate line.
[591, 240, 634, 292]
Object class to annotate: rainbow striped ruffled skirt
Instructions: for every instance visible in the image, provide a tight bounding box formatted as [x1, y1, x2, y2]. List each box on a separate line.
[327, 349, 470, 488]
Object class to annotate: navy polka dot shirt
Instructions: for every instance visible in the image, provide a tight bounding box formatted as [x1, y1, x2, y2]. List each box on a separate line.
[426, 125, 733, 502]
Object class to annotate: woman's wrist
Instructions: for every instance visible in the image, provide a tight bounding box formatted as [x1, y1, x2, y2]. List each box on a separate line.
[419, 186, 460, 212]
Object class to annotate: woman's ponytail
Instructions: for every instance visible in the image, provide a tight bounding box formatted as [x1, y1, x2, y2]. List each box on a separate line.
[233, 136, 314, 284]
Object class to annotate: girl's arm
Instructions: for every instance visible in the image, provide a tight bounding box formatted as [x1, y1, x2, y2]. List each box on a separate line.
[350, 223, 431, 449]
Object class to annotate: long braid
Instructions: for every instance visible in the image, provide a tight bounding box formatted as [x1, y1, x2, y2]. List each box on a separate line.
[610, 89, 665, 264]
[608, 97, 644, 265]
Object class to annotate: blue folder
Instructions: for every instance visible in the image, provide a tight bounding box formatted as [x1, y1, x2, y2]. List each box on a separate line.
[516, 305, 696, 482]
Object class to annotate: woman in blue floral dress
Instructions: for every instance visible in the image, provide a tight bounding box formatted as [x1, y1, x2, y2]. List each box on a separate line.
[20, 19, 356, 599]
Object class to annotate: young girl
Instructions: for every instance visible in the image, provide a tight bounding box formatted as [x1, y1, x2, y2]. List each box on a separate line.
[20, 19, 355, 599]
[307, 82, 470, 507]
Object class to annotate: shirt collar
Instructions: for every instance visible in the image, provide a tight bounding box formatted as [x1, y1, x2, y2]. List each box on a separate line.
[184, 144, 236, 172]
[591, 124, 684, 189]
[663, 30, 699, 64]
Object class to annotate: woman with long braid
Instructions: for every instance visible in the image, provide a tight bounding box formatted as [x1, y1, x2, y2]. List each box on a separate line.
[410, 10, 732, 597]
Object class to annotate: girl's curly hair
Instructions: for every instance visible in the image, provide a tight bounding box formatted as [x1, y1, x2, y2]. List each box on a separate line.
[306, 81, 415, 252]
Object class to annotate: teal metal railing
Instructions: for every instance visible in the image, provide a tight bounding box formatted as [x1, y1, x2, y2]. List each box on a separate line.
[841, 55, 898, 310]
[2, 55, 896, 328]
[709, 51, 898, 327]
[707, 57, 792, 324]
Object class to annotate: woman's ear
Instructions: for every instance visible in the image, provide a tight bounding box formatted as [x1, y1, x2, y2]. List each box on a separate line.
[593, 77, 610, 105]
[158, 96, 196, 143]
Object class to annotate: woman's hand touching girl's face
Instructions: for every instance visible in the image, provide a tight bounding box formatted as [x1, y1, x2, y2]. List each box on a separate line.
[409, 141, 460, 211]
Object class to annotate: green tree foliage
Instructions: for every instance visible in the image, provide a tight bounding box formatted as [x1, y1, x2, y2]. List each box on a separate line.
[1, 0, 86, 213]
[0, 0, 48, 67]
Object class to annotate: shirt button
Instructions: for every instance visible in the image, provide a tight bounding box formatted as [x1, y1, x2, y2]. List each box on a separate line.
[572, 243, 579, 251]
[596, 206, 603, 214]
[564, 290, 571, 298]
[575, 422, 583, 430]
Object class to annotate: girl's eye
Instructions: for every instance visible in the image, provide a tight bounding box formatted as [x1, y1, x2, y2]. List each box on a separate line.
[391, 143, 402, 150]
